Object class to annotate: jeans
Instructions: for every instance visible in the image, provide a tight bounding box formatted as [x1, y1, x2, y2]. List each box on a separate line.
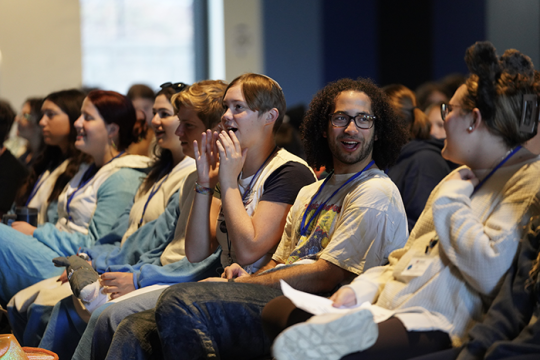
[101, 282, 283, 360]
[156, 282, 283, 360]
[90, 289, 166, 360]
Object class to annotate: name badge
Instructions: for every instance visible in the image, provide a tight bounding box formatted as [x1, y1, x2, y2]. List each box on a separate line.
[401, 254, 435, 278]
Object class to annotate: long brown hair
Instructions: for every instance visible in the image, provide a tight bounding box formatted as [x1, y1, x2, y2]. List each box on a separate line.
[139, 84, 189, 194]
[17, 89, 90, 205]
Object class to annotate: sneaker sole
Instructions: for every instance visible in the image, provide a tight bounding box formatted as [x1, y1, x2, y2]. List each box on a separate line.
[272, 309, 378, 360]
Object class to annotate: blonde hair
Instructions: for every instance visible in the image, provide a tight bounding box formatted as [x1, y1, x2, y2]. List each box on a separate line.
[172, 80, 228, 129]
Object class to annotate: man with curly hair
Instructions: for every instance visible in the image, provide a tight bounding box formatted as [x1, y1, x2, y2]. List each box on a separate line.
[104, 78, 409, 360]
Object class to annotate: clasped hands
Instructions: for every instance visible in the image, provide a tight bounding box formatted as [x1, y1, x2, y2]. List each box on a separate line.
[193, 129, 247, 190]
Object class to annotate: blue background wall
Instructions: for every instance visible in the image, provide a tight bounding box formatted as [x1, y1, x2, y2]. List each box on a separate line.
[262, 0, 492, 108]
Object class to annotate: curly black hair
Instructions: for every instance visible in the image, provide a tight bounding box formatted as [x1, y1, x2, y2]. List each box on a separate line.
[301, 78, 408, 171]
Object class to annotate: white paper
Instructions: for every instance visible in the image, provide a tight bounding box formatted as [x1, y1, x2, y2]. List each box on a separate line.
[280, 280, 397, 323]
[280, 280, 362, 315]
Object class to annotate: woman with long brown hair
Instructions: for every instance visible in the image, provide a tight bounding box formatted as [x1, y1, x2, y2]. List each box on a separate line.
[0, 90, 150, 307]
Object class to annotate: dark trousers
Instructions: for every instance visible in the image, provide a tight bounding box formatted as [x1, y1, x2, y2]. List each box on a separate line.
[262, 295, 453, 360]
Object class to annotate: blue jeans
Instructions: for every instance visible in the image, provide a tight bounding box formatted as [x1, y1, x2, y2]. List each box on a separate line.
[0, 224, 63, 306]
[156, 282, 283, 360]
[100, 282, 283, 360]
[88, 289, 165, 360]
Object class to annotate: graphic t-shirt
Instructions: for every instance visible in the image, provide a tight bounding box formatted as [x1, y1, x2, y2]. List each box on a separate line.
[273, 168, 408, 277]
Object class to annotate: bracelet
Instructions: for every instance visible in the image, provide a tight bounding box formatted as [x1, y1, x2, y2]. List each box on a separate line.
[195, 182, 214, 195]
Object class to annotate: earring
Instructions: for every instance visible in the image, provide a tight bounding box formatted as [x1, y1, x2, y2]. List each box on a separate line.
[110, 138, 117, 150]
[468, 126, 473, 131]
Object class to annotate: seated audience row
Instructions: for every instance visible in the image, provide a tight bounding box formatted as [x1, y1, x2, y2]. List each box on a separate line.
[264, 41, 540, 360]
[0, 40, 538, 360]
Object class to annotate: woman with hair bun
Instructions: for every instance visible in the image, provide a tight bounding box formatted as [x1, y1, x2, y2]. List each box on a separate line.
[0, 90, 151, 307]
[268, 41, 540, 360]
[385, 84, 451, 231]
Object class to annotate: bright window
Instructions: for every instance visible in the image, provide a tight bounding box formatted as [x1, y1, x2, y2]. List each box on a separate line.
[80, 0, 195, 93]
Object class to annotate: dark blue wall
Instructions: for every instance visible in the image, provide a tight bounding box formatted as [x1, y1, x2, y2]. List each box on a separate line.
[432, 0, 486, 80]
[262, 0, 486, 107]
[262, 0, 323, 108]
[321, 0, 378, 85]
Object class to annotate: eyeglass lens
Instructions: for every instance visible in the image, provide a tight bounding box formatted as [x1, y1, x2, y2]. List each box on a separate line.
[331, 113, 374, 129]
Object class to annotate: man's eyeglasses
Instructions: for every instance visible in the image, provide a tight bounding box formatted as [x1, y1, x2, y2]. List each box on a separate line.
[440, 103, 468, 121]
[160, 82, 188, 93]
[329, 112, 376, 129]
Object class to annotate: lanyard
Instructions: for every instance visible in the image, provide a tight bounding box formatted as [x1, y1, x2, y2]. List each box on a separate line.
[472, 145, 522, 195]
[226, 146, 278, 264]
[299, 159, 375, 237]
[240, 146, 278, 203]
[138, 172, 170, 228]
[65, 151, 125, 222]
[25, 173, 46, 206]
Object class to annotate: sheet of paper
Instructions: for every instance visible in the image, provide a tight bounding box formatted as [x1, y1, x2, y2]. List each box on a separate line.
[280, 280, 361, 315]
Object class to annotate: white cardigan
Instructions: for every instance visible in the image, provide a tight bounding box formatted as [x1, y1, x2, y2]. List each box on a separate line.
[348, 155, 540, 346]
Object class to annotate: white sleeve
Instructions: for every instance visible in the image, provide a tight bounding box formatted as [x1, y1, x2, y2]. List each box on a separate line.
[345, 264, 394, 305]
[432, 179, 532, 296]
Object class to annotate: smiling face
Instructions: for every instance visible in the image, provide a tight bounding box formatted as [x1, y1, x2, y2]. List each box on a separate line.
[221, 83, 266, 149]
[73, 97, 111, 158]
[39, 100, 71, 151]
[175, 106, 206, 158]
[326, 91, 376, 174]
[151, 95, 182, 155]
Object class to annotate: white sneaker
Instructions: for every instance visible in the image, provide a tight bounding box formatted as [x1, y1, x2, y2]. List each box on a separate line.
[272, 309, 378, 360]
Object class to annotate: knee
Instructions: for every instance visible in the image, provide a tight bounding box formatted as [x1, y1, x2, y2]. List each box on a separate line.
[155, 283, 196, 317]
[261, 296, 296, 341]
[262, 296, 314, 341]
[94, 304, 123, 334]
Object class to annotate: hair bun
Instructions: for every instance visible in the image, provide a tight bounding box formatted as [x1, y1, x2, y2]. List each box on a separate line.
[500, 49, 535, 78]
[464, 41, 501, 80]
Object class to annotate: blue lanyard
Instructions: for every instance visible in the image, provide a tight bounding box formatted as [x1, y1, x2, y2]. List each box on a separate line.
[138, 172, 170, 228]
[240, 146, 277, 203]
[472, 145, 522, 195]
[225, 146, 277, 264]
[65, 164, 96, 221]
[299, 160, 375, 236]
[25, 173, 45, 206]
[65, 151, 125, 222]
